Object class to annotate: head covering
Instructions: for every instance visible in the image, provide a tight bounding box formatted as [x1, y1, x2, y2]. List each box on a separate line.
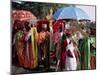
[53, 19, 64, 33]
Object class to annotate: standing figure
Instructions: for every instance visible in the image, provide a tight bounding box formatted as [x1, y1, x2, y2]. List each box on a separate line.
[55, 25, 64, 71]
[60, 34, 67, 70]
[14, 25, 25, 67]
[38, 24, 50, 70]
[24, 24, 38, 69]
[23, 23, 31, 68]
[64, 32, 80, 71]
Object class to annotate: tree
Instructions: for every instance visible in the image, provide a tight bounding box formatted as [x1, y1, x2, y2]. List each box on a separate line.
[12, 1, 73, 19]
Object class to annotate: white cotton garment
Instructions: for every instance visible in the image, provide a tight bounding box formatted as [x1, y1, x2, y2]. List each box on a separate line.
[65, 38, 77, 71]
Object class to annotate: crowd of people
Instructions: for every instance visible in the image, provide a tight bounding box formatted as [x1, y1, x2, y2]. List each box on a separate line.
[12, 17, 96, 72]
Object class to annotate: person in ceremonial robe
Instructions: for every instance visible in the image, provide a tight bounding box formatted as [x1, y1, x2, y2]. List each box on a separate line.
[38, 23, 50, 70]
[14, 23, 25, 67]
[24, 23, 38, 69]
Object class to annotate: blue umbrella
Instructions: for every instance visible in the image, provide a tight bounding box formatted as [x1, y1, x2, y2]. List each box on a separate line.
[53, 7, 90, 20]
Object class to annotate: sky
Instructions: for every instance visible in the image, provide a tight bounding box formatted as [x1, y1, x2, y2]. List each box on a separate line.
[76, 5, 96, 21]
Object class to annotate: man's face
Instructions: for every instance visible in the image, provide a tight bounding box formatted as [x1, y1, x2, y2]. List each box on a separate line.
[42, 24, 47, 30]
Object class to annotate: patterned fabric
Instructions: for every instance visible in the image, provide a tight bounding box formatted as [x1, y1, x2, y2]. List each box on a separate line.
[15, 30, 25, 67]
[24, 27, 38, 69]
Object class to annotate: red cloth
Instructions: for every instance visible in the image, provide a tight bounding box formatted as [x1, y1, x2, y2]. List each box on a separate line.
[37, 20, 49, 32]
[61, 40, 67, 67]
[53, 20, 64, 33]
[90, 56, 96, 69]
[17, 35, 25, 67]
[24, 42, 34, 69]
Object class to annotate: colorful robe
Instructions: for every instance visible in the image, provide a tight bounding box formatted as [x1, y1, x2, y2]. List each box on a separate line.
[15, 30, 25, 67]
[38, 31, 50, 69]
[38, 31, 46, 64]
[78, 37, 92, 70]
[61, 39, 67, 70]
[24, 27, 38, 69]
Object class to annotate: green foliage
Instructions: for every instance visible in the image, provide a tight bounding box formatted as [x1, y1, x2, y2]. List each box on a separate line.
[12, 2, 72, 19]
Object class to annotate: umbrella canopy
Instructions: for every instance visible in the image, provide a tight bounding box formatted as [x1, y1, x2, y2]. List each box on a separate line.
[53, 7, 90, 20]
[12, 10, 37, 21]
